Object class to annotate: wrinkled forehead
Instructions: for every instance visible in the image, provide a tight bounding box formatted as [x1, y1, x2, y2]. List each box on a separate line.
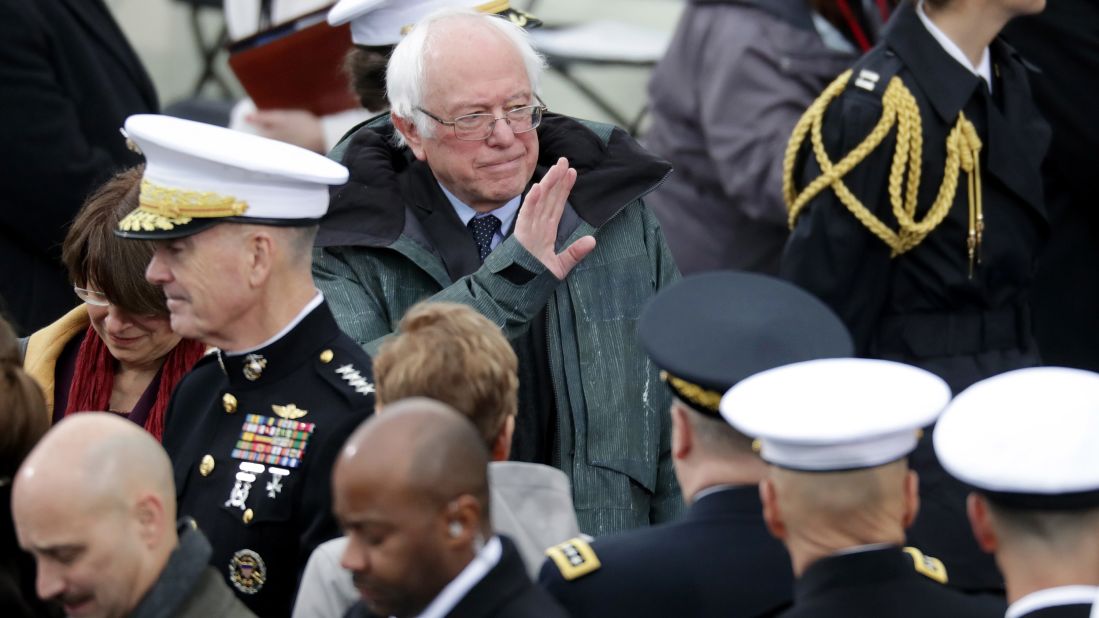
[421, 26, 530, 103]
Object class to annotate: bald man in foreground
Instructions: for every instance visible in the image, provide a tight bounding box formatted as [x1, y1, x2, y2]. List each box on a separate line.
[334, 399, 567, 618]
[11, 413, 254, 618]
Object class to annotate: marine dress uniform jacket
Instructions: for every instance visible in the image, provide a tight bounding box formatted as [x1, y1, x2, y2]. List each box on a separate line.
[781, 1, 1050, 396]
[0, 0, 157, 334]
[314, 113, 682, 536]
[538, 485, 793, 618]
[782, 546, 1005, 618]
[163, 301, 375, 618]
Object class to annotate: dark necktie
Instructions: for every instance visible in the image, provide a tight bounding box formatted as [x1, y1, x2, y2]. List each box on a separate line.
[468, 215, 502, 262]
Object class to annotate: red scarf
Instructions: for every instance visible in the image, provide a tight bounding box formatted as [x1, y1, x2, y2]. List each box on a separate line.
[64, 326, 206, 441]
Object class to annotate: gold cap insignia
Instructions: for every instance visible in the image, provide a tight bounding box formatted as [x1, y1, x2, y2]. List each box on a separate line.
[223, 393, 238, 414]
[272, 403, 308, 420]
[199, 454, 215, 477]
[546, 537, 601, 581]
[243, 354, 267, 381]
[117, 180, 248, 233]
[229, 549, 266, 594]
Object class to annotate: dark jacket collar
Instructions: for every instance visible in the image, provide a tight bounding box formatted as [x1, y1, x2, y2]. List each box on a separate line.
[217, 300, 340, 389]
[689, 485, 767, 521]
[883, 1, 985, 123]
[317, 113, 671, 249]
[446, 535, 534, 617]
[129, 519, 211, 618]
[795, 545, 911, 603]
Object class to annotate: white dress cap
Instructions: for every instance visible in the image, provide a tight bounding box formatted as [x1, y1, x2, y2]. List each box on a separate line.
[328, 0, 475, 46]
[934, 367, 1099, 508]
[116, 114, 348, 239]
[720, 358, 950, 471]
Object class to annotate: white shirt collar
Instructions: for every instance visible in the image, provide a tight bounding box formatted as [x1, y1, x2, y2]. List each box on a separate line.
[413, 536, 503, 618]
[916, 0, 993, 92]
[223, 291, 324, 356]
[1006, 586, 1099, 618]
[439, 182, 521, 237]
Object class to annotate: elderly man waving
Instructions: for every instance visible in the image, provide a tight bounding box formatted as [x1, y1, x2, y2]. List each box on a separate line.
[313, 5, 682, 534]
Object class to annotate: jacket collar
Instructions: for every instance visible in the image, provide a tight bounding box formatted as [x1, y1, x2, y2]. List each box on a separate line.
[216, 301, 341, 389]
[884, 1, 983, 124]
[317, 113, 671, 249]
[447, 536, 535, 617]
[689, 485, 767, 521]
[795, 545, 911, 603]
[129, 519, 211, 618]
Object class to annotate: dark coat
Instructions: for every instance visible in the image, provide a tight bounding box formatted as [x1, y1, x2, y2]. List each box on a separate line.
[538, 485, 793, 617]
[163, 301, 375, 618]
[1017, 607, 1092, 618]
[345, 536, 568, 618]
[130, 519, 256, 618]
[781, 0, 1049, 395]
[0, 0, 157, 334]
[1003, 1, 1099, 373]
[781, 547, 1006, 618]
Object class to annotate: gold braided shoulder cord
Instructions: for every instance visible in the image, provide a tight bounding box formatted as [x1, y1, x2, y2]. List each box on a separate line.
[783, 70, 984, 273]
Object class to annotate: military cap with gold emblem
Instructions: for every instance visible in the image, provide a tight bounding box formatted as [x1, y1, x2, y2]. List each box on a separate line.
[637, 271, 853, 417]
[327, 0, 541, 47]
[721, 358, 950, 471]
[114, 114, 349, 239]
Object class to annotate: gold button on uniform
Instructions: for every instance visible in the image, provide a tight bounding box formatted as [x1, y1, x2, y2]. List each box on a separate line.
[319, 349, 334, 364]
[243, 509, 254, 524]
[223, 393, 238, 414]
[199, 455, 215, 477]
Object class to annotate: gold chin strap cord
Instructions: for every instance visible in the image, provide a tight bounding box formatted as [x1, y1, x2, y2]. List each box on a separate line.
[783, 69, 984, 276]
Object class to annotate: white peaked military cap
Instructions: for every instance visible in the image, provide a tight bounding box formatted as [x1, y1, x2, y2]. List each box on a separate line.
[720, 358, 950, 471]
[328, 0, 540, 46]
[934, 367, 1099, 509]
[115, 114, 349, 240]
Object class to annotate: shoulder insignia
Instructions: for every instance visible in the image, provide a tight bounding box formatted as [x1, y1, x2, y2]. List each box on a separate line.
[545, 537, 601, 581]
[335, 364, 375, 396]
[903, 546, 948, 584]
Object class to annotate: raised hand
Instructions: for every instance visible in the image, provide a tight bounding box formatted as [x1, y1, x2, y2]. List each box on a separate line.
[513, 157, 597, 280]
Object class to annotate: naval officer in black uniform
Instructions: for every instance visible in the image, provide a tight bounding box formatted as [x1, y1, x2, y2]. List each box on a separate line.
[116, 114, 376, 617]
[781, 0, 1049, 593]
[936, 368, 1099, 618]
[539, 272, 854, 617]
[722, 357, 1006, 617]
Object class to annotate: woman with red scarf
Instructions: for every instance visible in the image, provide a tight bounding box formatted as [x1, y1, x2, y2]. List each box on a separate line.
[22, 166, 205, 441]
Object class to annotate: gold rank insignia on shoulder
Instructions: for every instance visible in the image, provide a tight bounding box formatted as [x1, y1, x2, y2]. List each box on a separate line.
[272, 403, 308, 420]
[546, 537, 601, 581]
[903, 546, 948, 584]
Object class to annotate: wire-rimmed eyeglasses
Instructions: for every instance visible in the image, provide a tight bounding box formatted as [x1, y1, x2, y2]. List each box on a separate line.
[74, 286, 111, 307]
[416, 102, 547, 141]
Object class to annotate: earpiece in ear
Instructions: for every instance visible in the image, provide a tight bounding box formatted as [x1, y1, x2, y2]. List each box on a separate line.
[448, 521, 463, 538]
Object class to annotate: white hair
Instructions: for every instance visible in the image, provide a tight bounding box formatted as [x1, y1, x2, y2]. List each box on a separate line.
[386, 7, 547, 147]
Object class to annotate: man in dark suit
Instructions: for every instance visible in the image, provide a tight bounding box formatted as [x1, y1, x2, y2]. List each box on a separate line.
[936, 367, 1099, 618]
[539, 272, 853, 617]
[336, 399, 568, 618]
[0, 0, 158, 334]
[116, 113, 375, 617]
[723, 357, 1006, 617]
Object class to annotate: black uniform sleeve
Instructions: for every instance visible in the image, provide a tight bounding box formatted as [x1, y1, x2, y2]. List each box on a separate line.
[779, 91, 897, 353]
